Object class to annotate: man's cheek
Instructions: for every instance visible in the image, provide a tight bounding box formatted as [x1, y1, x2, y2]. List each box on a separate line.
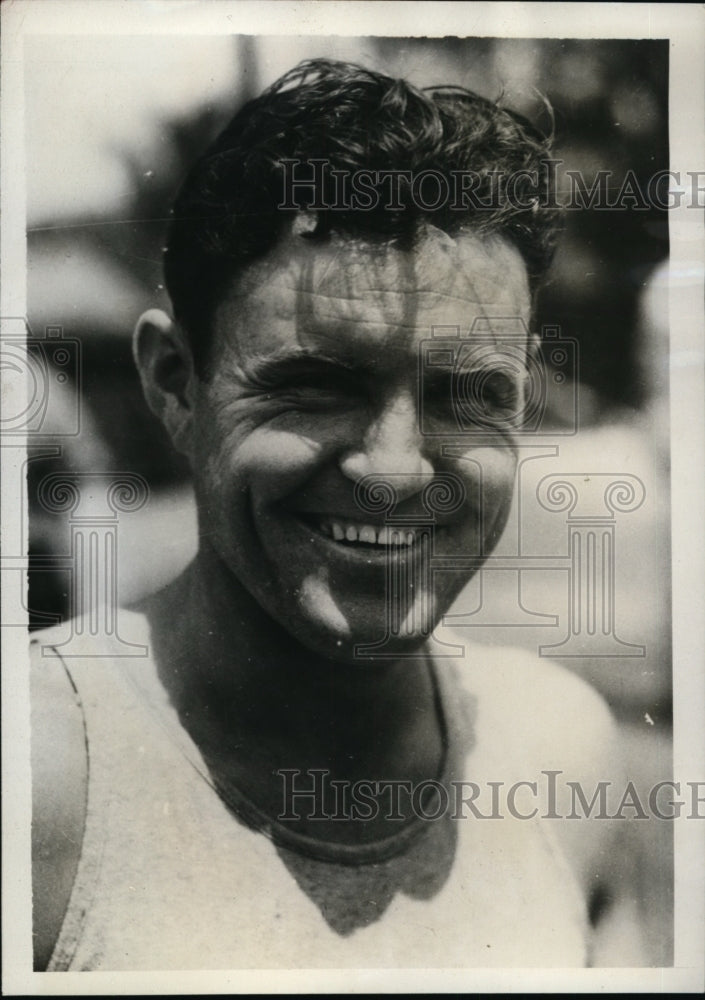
[448, 448, 515, 529]
[449, 445, 515, 490]
[221, 427, 330, 498]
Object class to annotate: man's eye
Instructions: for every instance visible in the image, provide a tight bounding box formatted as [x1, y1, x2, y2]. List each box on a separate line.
[425, 371, 521, 425]
[244, 363, 363, 409]
[472, 371, 520, 413]
[455, 371, 521, 422]
[288, 381, 339, 399]
[279, 374, 360, 408]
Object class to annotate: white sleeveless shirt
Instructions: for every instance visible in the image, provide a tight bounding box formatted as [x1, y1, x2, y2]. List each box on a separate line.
[32, 613, 589, 970]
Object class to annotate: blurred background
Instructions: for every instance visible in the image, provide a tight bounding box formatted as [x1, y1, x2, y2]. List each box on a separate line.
[23, 35, 672, 960]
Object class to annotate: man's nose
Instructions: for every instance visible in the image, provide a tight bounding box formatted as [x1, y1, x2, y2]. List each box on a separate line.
[339, 390, 434, 500]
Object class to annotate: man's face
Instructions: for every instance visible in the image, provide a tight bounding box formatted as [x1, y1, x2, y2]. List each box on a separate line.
[190, 224, 532, 662]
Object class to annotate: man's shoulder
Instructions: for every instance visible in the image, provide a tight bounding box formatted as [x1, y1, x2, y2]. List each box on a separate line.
[29, 624, 92, 824]
[442, 633, 624, 906]
[30, 631, 89, 970]
[443, 632, 616, 777]
[448, 632, 613, 717]
[30, 608, 151, 660]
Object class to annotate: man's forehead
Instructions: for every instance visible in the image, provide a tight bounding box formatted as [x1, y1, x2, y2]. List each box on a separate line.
[215, 224, 531, 355]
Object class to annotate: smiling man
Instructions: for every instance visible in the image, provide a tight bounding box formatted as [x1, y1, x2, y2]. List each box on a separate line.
[31, 60, 646, 971]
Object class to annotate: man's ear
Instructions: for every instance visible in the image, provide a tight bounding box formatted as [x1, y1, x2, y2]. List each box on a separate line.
[133, 309, 197, 456]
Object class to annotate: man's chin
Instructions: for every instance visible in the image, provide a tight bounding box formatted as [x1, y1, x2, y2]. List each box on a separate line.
[283, 595, 442, 666]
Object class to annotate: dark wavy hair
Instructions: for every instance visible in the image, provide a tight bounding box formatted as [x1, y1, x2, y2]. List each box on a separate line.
[165, 59, 561, 373]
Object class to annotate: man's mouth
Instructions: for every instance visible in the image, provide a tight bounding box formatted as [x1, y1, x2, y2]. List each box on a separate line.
[301, 516, 420, 548]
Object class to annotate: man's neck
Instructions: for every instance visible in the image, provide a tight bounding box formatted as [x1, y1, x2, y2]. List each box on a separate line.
[140, 544, 445, 838]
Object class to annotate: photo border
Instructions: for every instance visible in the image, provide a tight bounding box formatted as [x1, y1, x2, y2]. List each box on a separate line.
[2, 2, 703, 994]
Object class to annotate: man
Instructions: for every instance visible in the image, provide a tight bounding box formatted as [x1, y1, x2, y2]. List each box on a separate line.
[31, 59, 645, 970]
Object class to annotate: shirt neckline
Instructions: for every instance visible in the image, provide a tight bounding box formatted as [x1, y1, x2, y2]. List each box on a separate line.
[122, 611, 460, 867]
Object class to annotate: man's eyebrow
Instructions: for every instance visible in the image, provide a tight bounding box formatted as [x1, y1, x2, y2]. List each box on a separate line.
[237, 347, 370, 383]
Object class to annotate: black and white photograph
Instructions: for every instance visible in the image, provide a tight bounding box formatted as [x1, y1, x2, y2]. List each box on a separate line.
[2, 1, 704, 994]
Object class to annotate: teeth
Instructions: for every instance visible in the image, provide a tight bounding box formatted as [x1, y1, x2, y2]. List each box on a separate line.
[320, 520, 417, 547]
